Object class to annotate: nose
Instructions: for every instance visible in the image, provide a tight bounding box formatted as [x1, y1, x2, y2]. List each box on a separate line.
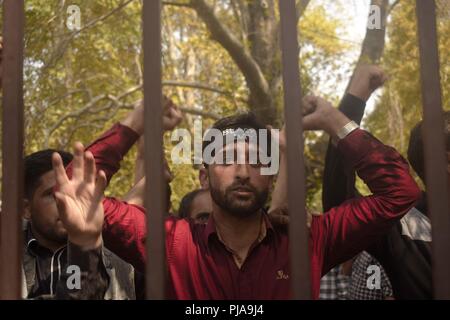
[235, 163, 250, 181]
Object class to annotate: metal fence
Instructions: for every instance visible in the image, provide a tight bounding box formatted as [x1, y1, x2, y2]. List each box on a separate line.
[0, 0, 449, 300]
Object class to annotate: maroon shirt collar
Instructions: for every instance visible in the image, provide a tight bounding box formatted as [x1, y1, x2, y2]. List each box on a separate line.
[203, 210, 275, 244]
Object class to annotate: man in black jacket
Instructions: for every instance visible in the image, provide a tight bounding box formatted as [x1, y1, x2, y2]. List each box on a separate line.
[322, 65, 445, 299]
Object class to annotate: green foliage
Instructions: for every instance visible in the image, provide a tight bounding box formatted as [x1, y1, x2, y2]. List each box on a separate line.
[5, 1, 447, 212]
[365, 0, 450, 186]
[14, 0, 348, 211]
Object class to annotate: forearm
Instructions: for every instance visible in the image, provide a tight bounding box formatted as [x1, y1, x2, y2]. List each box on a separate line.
[323, 111, 351, 142]
[338, 94, 366, 125]
[120, 104, 144, 135]
[122, 177, 146, 207]
[134, 137, 145, 183]
[322, 94, 366, 211]
[134, 157, 145, 184]
[65, 123, 140, 184]
[269, 152, 287, 213]
[102, 197, 147, 273]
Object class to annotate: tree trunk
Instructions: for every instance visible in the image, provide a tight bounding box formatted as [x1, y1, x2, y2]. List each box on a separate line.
[190, 0, 308, 124]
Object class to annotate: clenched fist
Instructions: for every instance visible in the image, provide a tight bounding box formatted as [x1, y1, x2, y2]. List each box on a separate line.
[302, 96, 351, 140]
[348, 65, 387, 101]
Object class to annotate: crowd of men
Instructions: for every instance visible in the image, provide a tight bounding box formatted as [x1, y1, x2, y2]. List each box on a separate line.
[1, 35, 449, 300]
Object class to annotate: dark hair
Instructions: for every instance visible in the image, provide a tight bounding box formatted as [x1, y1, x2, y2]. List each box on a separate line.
[178, 189, 207, 219]
[407, 111, 450, 182]
[202, 112, 271, 165]
[24, 149, 73, 199]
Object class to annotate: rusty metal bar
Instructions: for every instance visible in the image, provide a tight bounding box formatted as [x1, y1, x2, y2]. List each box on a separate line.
[0, 0, 25, 300]
[415, 0, 450, 299]
[278, 0, 311, 300]
[143, 0, 166, 299]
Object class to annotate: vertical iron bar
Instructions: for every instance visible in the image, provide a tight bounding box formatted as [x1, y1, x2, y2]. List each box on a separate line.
[415, 0, 450, 299]
[0, 0, 25, 300]
[143, 0, 166, 299]
[278, 0, 311, 300]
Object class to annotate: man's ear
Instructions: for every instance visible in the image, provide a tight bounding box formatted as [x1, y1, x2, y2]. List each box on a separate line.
[23, 199, 32, 220]
[199, 166, 209, 190]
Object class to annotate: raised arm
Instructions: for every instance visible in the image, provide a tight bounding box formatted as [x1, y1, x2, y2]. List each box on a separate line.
[123, 97, 180, 206]
[65, 103, 143, 184]
[267, 125, 287, 213]
[133, 96, 181, 183]
[63, 103, 147, 270]
[322, 65, 387, 211]
[64, 97, 182, 271]
[301, 97, 421, 274]
[269, 65, 386, 216]
[51, 143, 109, 299]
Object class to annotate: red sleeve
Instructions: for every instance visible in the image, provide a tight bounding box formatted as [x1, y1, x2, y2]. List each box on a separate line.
[64, 122, 145, 270]
[101, 197, 179, 273]
[101, 197, 148, 272]
[65, 123, 139, 184]
[311, 129, 422, 275]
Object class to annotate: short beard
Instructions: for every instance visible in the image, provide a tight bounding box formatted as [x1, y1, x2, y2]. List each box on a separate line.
[209, 181, 268, 218]
[31, 217, 68, 245]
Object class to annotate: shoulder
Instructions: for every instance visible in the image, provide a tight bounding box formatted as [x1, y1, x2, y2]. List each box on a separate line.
[165, 215, 205, 240]
[165, 216, 207, 258]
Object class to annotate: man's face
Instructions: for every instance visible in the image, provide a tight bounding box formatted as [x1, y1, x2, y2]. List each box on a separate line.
[190, 191, 212, 224]
[25, 171, 67, 244]
[206, 141, 272, 217]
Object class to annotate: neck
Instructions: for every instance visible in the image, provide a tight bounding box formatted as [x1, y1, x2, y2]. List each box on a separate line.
[212, 204, 263, 253]
[30, 225, 65, 253]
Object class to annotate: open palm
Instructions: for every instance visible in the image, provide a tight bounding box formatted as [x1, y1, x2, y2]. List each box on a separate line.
[52, 142, 107, 249]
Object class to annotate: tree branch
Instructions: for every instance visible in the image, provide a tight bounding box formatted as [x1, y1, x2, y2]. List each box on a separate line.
[344, 0, 390, 93]
[44, 79, 233, 145]
[387, 0, 400, 16]
[120, 99, 221, 120]
[162, 1, 192, 7]
[43, 0, 136, 69]
[163, 80, 247, 103]
[178, 106, 220, 120]
[190, 0, 270, 100]
[296, 0, 311, 22]
[71, 0, 135, 38]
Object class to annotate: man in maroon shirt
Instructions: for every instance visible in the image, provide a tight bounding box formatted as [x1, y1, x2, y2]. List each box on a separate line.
[58, 95, 421, 299]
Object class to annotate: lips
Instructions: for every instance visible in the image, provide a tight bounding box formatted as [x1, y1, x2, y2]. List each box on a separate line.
[231, 186, 254, 196]
[232, 186, 253, 192]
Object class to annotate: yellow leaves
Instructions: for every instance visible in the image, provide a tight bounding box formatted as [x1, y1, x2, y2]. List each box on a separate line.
[299, 6, 349, 55]
[366, 0, 450, 165]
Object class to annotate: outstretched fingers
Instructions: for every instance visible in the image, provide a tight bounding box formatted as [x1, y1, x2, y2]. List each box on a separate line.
[52, 152, 70, 188]
[72, 142, 85, 182]
[84, 151, 96, 184]
[94, 170, 107, 202]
